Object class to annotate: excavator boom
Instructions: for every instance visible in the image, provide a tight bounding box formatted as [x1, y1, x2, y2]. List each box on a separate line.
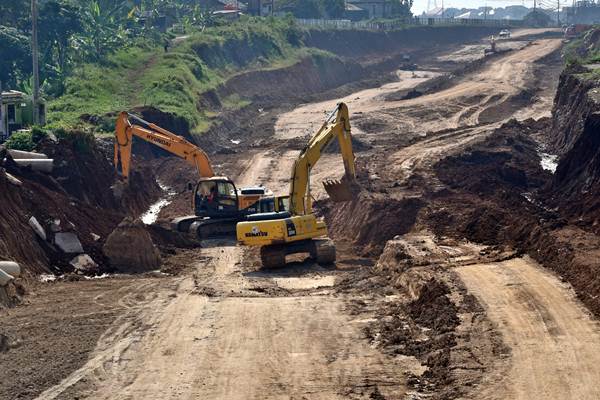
[114, 111, 214, 182]
[237, 102, 358, 268]
[289, 102, 356, 215]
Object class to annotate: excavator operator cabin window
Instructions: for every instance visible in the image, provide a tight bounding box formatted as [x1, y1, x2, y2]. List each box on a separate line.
[198, 181, 216, 196]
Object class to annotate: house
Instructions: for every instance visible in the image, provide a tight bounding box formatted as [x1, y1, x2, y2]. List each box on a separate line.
[344, 3, 369, 20]
[247, 0, 273, 16]
[212, 9, 243, 20]
[565, 1, 600, 24]
[346, 0, 391, 19]
[0, 90, 45, 141]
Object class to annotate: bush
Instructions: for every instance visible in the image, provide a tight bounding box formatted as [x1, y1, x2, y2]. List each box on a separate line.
[30, 126, 48, 142]
[55, 128, 95, 153]
[5, 131, 34, 151]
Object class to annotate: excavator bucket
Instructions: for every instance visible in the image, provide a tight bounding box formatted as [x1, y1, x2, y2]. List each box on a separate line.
[323, 178, 356, 202]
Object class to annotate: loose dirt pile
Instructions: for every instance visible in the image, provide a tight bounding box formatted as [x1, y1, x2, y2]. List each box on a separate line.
[320, 192, 425, 256]
[421, 115, 600, 319]
[0, 133, 161, 279]
[344, 235, 506, 400]
[103, 218, 162, 273]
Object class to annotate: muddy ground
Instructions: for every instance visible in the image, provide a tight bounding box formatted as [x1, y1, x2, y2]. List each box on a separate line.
[4, 27, 600, 400]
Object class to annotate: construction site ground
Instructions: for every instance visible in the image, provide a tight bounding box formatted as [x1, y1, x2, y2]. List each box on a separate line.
[3, 28, 600, 400]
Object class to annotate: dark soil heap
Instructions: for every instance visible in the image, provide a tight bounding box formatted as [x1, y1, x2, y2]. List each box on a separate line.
[103, 218, 162, 273]
[0, 133, 161, 278]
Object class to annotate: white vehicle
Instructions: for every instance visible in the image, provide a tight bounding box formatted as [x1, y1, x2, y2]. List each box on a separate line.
[499, 29, 511, 38]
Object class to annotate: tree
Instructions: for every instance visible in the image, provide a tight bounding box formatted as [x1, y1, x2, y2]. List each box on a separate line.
[0, 26, 30, 88]
[293, 0, 324, 18]
[0, 0, 29, 30]
[39, 1, 83, 95]
[390, 0, 413, 18]
[523, 9, 552, 27]
[323, 0, 344, 18]
[77, 0, 127, 61]
[390, 0, 413, 19]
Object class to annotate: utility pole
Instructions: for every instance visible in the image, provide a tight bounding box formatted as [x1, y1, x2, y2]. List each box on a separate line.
[557, 0, 560, 25]
[31, 0, 40, 126]
[0, 80, 4, 140]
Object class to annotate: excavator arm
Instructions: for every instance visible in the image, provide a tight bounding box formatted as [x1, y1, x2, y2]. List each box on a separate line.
[114, 111, 214, 182]
[289, 102, 356, 215]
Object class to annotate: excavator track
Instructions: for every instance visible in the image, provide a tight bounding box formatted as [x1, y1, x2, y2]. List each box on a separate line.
[190, 218, 239, 240]
[312, 239, 336, 265]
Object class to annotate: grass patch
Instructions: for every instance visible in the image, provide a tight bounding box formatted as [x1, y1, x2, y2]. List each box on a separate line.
[48, 16, 310, 135]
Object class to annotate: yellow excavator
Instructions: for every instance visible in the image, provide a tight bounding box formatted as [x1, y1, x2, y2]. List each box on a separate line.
[236, 103, 357, 268]
[114, 111, 272, 238]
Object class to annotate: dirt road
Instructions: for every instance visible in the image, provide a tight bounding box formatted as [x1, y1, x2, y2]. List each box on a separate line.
[30, 33, 598, 400]
[36, 149, 418, 400]
[458, 257, 600, 400]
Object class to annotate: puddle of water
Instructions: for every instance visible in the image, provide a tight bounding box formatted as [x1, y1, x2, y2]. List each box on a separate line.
[142, 198, 172, 225]
[539, 151, 559, 173]
[141, 180, 176, 225]
[274, 275, 335, 290]
[39, 274, 57, 282]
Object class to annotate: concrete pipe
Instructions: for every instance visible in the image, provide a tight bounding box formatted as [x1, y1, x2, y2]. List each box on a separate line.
[0, 269, 13, 287]
[0, 261, 21, 278]
[7, 149, 48, 159]
[12, 159, 54, 173]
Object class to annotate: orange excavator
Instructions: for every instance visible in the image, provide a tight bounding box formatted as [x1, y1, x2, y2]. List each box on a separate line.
[114, 111, 271, 238]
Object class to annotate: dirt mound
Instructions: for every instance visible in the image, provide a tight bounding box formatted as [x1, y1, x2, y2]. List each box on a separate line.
[147, 224, 201, 252]
[103, 218, 162, 273]
[422, 113, 600, 322]
[549, 69, 599, 155]
[319, 192, 425, 256]
[409, 278, 459, 332]
[359, 238, 497, 399]
[0, 134, 161, 277]
[435, 119, 549, 196]
[548, 112, 600, 231]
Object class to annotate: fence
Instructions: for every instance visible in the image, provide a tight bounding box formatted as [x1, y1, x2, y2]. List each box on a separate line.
[296, 17, 526, 31]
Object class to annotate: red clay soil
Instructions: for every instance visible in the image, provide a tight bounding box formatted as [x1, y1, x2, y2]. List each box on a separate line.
[319, 192, 425, 256]
[423, 118, 600, 320]
[0, 134, 161, 277]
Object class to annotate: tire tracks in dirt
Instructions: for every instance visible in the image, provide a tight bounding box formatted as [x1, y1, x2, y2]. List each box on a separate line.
[38, 137, 415, 400]
[457, 257, 600, 400]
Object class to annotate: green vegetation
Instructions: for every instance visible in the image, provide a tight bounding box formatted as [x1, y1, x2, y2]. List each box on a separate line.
[5, 126, 48, 151]
[55, 128, 96, 152]
[561, 28, 600, 83]
[48, 16, 327, 135]
[1, 1, 414, 136]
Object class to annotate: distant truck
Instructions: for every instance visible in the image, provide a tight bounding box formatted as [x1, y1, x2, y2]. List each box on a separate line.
[499, 29, 511, 39]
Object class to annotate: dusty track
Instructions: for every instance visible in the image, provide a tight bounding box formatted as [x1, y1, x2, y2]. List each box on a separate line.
[28, 32, 600, 400]
[458, 257, 600, 400]
[36, 150, 418, 400]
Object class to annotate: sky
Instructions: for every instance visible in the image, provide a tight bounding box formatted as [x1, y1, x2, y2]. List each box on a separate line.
[411, 0, 535, 14]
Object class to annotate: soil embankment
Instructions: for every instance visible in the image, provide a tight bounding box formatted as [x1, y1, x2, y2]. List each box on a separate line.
[0, 135, 161, 278]
[2, 27, 596, 400]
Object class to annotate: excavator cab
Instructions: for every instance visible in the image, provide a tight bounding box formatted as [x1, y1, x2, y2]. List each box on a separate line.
[194, 177, 240, 219]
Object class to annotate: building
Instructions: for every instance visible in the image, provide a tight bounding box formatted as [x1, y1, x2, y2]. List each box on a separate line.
[346, 0, 391, 19]
[564, 1, 600, 24]
[247, 0, 273, 16]
[344, 3, 369, 20]
[0, 90, 46, 141]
